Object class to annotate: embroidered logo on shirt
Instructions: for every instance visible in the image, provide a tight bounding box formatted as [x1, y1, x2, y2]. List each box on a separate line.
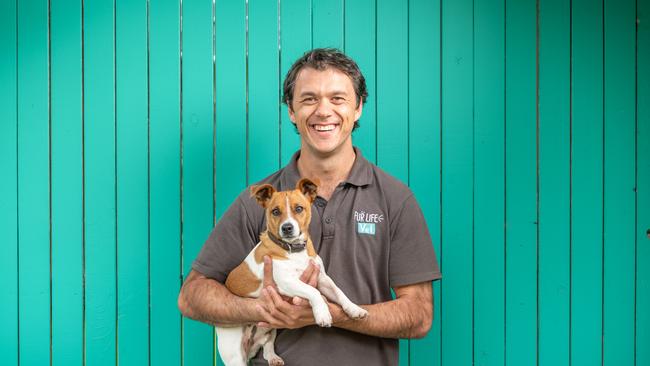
[357, 222, 376, 235]
[354, 210, 383, 236]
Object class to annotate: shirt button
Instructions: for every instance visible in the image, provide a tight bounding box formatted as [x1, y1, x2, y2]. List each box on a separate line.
[325, 217, 333, 224]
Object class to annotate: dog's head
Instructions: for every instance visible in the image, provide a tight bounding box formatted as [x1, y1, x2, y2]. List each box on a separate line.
[250, 178, 318, 244]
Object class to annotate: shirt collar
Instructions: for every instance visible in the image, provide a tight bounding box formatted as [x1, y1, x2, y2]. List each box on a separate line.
[280, 146, 374, 190]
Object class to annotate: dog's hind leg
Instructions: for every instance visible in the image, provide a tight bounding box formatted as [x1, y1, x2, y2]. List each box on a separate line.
[216, 326, 247, 366]
[261, 329, 284, 366]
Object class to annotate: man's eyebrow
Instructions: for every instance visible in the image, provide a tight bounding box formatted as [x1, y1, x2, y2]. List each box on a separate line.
[298, 90, 350, 97]
[297, 91, 317, 98]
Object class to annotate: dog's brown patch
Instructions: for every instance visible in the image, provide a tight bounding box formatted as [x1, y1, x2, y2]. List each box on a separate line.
[306, 237, 316, 258]
[225, 262, 262, 297]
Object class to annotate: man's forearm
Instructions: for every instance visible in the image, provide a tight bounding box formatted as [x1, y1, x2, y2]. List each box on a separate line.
[331, 282, 433, 339]
[178, 270, 259, 327]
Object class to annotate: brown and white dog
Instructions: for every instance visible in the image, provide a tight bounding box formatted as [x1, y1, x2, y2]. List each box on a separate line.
[216, 178, 368, 366]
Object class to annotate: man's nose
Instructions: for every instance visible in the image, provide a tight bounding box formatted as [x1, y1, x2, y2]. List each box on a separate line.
[315, 99, 333, 118]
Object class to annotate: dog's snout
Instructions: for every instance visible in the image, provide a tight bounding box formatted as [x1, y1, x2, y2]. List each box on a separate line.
[281, 223, 294, 236]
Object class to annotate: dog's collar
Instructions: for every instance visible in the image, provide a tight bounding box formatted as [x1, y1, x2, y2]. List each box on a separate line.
[267, 232, 306, 253]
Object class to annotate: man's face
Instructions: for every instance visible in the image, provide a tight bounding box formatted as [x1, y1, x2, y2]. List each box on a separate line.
[289, 67, 362, 156]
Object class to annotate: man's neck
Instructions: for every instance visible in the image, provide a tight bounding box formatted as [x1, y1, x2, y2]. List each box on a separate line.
[297, 143, 356, 200]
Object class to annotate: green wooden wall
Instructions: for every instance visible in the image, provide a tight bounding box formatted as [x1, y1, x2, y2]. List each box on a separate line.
[1, 0, 648, 365]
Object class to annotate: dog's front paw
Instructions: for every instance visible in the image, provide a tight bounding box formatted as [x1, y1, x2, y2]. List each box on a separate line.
[344, 304, 368, 320]
[268, 356, 284, 366]
[313, 305, 333, 327]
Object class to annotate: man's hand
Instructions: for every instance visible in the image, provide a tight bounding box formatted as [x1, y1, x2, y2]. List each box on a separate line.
[255, 256, 320, 328]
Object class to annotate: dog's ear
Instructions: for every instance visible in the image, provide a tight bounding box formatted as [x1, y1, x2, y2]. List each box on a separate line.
[296, 178, 318, 203]
[250, 184, 276, 208]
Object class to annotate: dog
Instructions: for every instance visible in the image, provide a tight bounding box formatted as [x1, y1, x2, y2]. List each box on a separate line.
[215, 178, 368, 366]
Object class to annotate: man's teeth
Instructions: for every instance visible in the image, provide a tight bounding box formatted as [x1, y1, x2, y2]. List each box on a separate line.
[314, 124, 335, 131]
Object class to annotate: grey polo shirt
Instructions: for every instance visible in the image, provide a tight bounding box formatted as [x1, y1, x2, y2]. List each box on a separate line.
[193, 147, 441, 366]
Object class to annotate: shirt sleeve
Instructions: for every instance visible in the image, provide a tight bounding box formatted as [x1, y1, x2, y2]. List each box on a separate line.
[388, 194, 442, 287]
[192, 192, 262, 283]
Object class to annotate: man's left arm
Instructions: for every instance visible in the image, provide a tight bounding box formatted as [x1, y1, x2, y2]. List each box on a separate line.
[330, 281, 433, 339]
[257, 280, 434, 339]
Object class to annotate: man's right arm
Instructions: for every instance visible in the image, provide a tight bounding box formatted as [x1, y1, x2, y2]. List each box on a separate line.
[178, 269, 261, 327]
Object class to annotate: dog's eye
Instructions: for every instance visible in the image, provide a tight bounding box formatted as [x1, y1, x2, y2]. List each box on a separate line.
[271, 208, 281, 216]
[295, 205, 303, 213]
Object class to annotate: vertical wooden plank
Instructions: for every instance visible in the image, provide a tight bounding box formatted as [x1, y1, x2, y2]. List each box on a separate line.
[51, 0, 83, 364]
[249, 0, 280, 183]
[505, 0, 538, 363]
[312, 0, 343, 49]
[84, 0, 117, 364]
[116, 0, 149, 365]
[345, 0, 377, 163]
[570, 0, 604, 364]
[149, 0, 182, 364]
[181, 0, 214, 364]
[474, 0, 506, 364]
[17, 0, 51, 364]
[603, 0, 636, 364]
[377, 0, 408, 181]
[408, 0, 442, 365]
[377, 1, 409, 363]
[0, 0, 18, 365]
[538, 0, 570, 364]
[440, 0, 473, 364]
[280, 0, 311, 165]
[637, 0, 650, 364]
[215, 0, 247, 210]
[215, 2, 247, 363]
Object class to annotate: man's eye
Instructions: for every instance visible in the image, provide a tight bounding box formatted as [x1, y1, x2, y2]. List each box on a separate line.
[271, 208, 281, 216]
[302, 97, 317, 104]
[332, 96, 345, 103]
[295, 205, 303, 213]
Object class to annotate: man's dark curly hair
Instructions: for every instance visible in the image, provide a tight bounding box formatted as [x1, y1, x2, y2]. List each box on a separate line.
[282, 48, 368, 130]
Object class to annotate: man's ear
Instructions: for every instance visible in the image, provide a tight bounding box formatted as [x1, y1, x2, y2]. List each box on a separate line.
[250, 184, 276, 208]
[296, 178, 319, 203]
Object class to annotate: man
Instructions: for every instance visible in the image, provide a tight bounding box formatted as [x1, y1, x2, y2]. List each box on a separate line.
[178, 48, 441, 365]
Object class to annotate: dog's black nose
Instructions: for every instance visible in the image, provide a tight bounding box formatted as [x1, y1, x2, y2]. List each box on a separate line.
[281, 223, 294, 236]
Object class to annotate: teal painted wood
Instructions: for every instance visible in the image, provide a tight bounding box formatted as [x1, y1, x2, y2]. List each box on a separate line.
[377, 0, 408, 182]
[181, 0, 215, 364]
[638, 8, 650, 366]
[312, 0, 344, 49]
[603, 0, 636, 364]
[149, 0, 182, 364]
[17, 1, 51, 364]
[376, 1, 410, 363]
[116, 0, 149, 364]
[570, 0, 604, 364]
[473, 0, 505, 364]
[504, 0, 538, 363]
[538, 0, 570, 364]
[0, 0, 18, 364]
[51, 0, 83, 364]
[215, 1, 248, 364]
[408, 0, 442, 365]
[440, 0, 474, 364]
[637, 0, 650, 363]
[280, 0, 311, 165]
[248, 0, 281, 183]
[83, 0, 117, 364]
[215, 0, 247, 212]
[345, 0, 377, 163]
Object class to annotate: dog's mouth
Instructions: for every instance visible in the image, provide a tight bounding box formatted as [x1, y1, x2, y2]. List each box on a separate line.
[281, 232, 305, 244]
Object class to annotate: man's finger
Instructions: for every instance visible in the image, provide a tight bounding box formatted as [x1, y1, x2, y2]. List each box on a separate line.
[263, 256, 275, 287]
[299, 261, 315, 283]
[307, 264, 320, 287]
